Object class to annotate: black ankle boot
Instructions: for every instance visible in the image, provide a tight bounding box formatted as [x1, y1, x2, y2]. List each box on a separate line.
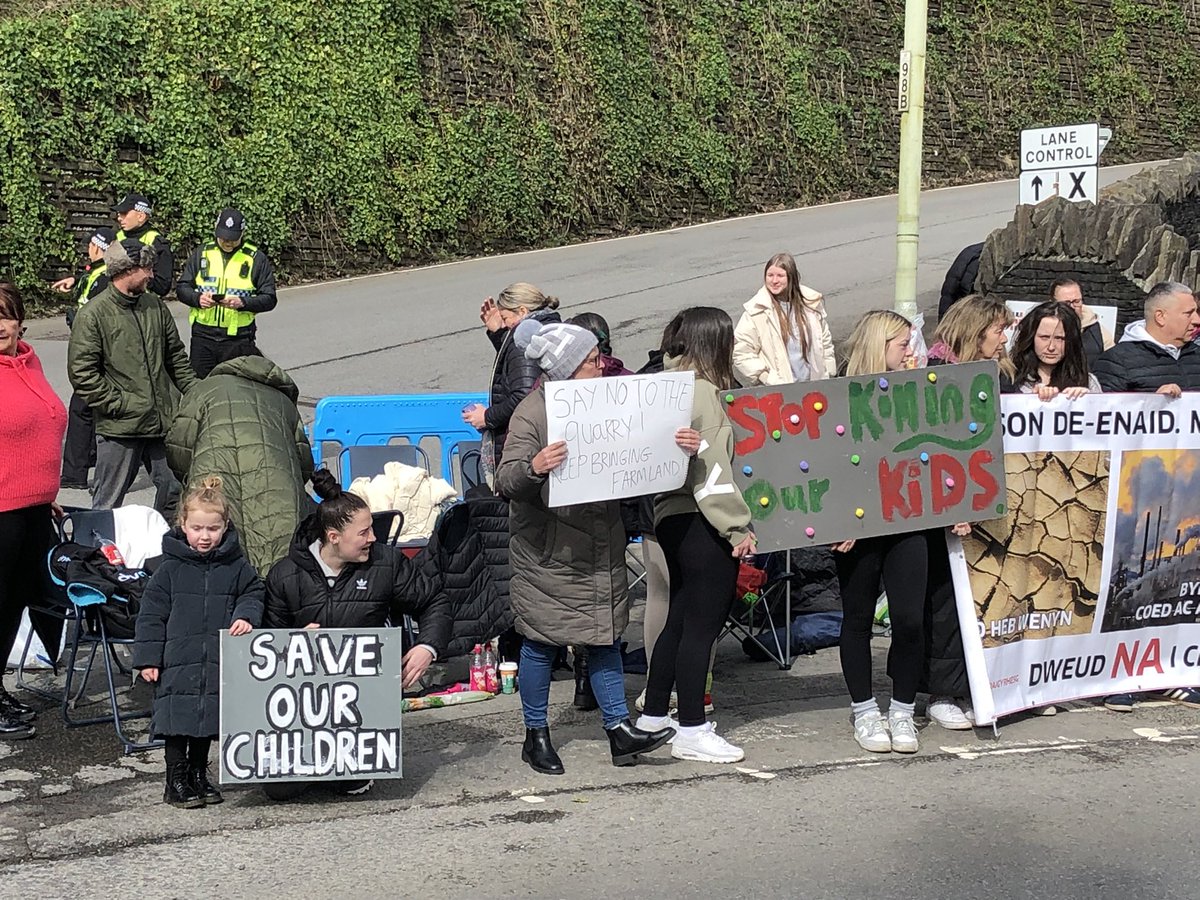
[521, 727, 565, 775]
[0, 711, 34, 740]
[0, 689, 36, 724]
[573, 656, 598, 712]
[190, 764, 223, 805]
[606, 719, 675, 767]
[164, 762, 204, 809]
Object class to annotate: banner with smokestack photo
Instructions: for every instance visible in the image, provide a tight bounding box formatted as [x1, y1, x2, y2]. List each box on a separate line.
[950, 394, 1200, 724]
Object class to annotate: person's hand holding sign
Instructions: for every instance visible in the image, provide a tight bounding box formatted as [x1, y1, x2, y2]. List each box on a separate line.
[402, 646, 435, 689]
[674, 427, 702, 456]
[229, 619, 253, 636]
[532, 441, 568, 475]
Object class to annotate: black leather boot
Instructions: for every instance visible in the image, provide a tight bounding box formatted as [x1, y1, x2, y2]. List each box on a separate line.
[190, 764, 223, 805]
[607, 719, 675, 767]
[521, 727, 565, 775]
[573, 652, 598, 711]
[164, 762, 204, 809]
[0, 711, 34, 740]
[0, 688, 36, 724]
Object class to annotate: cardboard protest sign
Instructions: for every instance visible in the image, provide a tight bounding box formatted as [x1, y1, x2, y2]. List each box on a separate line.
[952, 394, 1200, 723]
[545, 372, 695, 507]
[219, 628, 403, 785]
[728, 361, 1007, 550]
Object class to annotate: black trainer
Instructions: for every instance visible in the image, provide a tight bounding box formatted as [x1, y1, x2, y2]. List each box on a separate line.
[0, 712, 34, 740]
[0, 689, 36, 724]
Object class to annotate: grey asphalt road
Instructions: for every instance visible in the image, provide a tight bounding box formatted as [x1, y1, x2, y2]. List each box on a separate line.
[27, 161, 1156, 409]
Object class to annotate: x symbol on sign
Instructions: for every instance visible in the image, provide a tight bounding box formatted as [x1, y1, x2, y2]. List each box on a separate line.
[1068, 171, 1087, 200]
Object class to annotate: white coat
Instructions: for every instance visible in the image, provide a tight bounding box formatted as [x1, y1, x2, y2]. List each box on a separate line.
[732, 286, 836, 385]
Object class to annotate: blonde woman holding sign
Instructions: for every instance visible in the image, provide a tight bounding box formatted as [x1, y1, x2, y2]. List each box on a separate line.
[732, 253, 835, 386]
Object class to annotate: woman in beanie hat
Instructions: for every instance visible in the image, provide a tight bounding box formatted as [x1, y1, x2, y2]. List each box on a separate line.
[495, 321, 676, 775]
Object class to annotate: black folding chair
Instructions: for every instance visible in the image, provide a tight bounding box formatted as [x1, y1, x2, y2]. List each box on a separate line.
[720, 550, 795, 670]
[343, 444, 431, 484]
[371, 510, 405, 547]
[38, 509, 160, 753]
[453, 440, 485, 493]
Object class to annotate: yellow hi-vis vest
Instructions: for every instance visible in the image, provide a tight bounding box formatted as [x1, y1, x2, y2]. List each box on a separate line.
[189, 242, 258, 335]
[78, 263, 107, 306]
[115, 228, 160, 247]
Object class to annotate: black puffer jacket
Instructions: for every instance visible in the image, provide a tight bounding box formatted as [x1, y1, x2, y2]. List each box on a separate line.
[484, 308, 561, 462]
[938, 242, 982, 319]
[264, 517, 452, 656]
[416, 496, 514, 658]
[133, 527, 264, 738]
[1092, 328, 1200, 393]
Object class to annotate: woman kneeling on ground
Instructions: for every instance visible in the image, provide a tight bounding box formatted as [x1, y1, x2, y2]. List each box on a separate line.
[496, 320, 677, 775]
[261, 470, 452, 800]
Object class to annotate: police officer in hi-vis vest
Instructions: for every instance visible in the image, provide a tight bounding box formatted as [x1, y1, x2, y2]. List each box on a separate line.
[54, 226, 117, 488]
[176, 207, 278, 377]
[114, 192, 175, 298]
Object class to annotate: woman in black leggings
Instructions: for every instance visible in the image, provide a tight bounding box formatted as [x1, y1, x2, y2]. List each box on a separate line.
[835, 311, 972, 754]
[639, 308, 756, 764]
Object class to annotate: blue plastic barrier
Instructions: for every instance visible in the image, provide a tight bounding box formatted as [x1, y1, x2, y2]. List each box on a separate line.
[311, 393, 488, 489]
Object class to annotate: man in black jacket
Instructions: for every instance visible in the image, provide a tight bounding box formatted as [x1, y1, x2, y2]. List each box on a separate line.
[1092, 281, 1200, 713]
[938, 243, 983, 319]
[1092, 282, 1200, 395]
[114, 193, 175, 298]
[1050, 277, 1114, 366]
[176, 208, 279, 377]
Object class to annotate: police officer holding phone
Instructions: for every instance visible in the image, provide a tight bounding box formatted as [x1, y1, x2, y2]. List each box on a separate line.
[176, 207, 278, 377]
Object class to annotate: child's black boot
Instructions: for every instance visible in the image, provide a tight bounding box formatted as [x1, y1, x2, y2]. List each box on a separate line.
[190, 764, 223, 805]
[165, 762, 204, 809]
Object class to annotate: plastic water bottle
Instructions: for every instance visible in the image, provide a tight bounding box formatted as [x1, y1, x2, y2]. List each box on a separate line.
[482, 643, 499, 694]
[93, 532, 125, 567]
[469, 644, 487, 692]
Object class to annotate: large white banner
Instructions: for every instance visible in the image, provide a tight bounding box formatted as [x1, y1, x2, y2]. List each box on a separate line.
[545, 372, 694, 507]
[954, 393, 1200, 724]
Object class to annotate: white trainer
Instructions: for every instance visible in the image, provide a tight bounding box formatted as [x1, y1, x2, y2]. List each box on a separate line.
[928, 696, 973, 730]
[670, 722, 744, 763]
[888, 712, 919, 753]
[635, 713, 679, 742]
[635, 689, 678, 715]
[853, 710, 892, 753]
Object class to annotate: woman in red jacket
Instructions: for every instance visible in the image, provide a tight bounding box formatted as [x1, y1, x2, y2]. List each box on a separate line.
[0, 284, 67, 740]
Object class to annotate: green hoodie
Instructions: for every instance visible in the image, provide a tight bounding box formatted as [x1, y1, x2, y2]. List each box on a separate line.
[67, 284, 195, 438]
[653, 359, 753, 546]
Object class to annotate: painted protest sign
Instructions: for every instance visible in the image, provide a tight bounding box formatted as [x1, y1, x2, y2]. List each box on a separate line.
[952, 393, 1200, 724]
[728, 361, 1006, 550]
[219, 628, 403, 785]
[545, 372, 695, 507]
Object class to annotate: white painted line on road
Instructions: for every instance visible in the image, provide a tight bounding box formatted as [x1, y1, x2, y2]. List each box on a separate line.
[1132, 727, 1200, 743]
[280, 160, 1166, 295]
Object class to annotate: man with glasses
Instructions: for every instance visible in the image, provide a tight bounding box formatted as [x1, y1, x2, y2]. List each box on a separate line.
[1049, 277, 1113, 365]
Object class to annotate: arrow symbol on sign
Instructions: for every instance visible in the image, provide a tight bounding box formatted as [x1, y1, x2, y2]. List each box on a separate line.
[1031, 175, 1043, 201]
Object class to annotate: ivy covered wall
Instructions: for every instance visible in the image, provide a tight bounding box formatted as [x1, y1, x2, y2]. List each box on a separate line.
[0, 0, 1197, 292]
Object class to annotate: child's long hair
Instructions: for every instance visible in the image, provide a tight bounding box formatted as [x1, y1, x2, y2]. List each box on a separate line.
[178, 475, 231, 526]
[844, 311, 912, 377]
[665, 306, 737, 390]
[764, 253, 812, 365]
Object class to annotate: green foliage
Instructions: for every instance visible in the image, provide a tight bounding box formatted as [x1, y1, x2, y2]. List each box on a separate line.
[0, 0, 1198, 294]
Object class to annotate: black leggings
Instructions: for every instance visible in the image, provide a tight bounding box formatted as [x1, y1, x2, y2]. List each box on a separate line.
[0, 505, 55, 667]
[645, 513, 738, 727]
[164, 735, 213, 771]
[836, 532, 927, 705]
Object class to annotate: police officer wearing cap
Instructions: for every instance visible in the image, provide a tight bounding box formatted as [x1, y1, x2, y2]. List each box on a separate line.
[54, 226, 117, 488]
[176, 207, 278, 377]
[114, 192, 175, 297]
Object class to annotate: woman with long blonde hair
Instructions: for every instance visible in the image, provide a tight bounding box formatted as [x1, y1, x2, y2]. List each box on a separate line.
[732, 253, 835, 386]
[928, 293, 1015, 379]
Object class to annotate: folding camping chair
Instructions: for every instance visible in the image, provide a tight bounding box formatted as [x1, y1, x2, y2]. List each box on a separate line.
[45, 509, 160, 753]
[720, 550, 795, 670]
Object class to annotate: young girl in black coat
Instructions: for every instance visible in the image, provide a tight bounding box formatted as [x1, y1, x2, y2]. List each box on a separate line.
[134, 476, 264, 809]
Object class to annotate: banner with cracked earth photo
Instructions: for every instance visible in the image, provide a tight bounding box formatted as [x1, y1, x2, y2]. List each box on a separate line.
[951, 393, 1200, 724]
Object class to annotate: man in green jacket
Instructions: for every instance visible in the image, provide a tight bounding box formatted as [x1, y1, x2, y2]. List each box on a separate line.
[68, 238, 196, 514]
[166, 345, 315, 574]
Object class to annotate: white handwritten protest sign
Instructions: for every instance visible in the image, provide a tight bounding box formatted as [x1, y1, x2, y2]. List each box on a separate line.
[219, 628, 403, 784]
[545, 372, 695, 507]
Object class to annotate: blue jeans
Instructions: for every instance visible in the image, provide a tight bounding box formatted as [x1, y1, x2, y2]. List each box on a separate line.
[520, 639, 629, 730]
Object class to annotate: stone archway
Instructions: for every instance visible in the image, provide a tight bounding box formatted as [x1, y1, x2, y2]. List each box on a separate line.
[977, 153, 1200, 336]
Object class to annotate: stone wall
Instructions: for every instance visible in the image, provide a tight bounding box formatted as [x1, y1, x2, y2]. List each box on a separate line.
[977, 154, 1200, 335]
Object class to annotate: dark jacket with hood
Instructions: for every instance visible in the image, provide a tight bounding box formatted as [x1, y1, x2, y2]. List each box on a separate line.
[264, 517, 453, 656]
[67, 283, 196, 438]
[938, 243, 983, 319]
[166, 355, 315, 575]
[133, 526, 265, 738]
[1092, 321, 1200, 393]
[485, 308, 561, 464]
